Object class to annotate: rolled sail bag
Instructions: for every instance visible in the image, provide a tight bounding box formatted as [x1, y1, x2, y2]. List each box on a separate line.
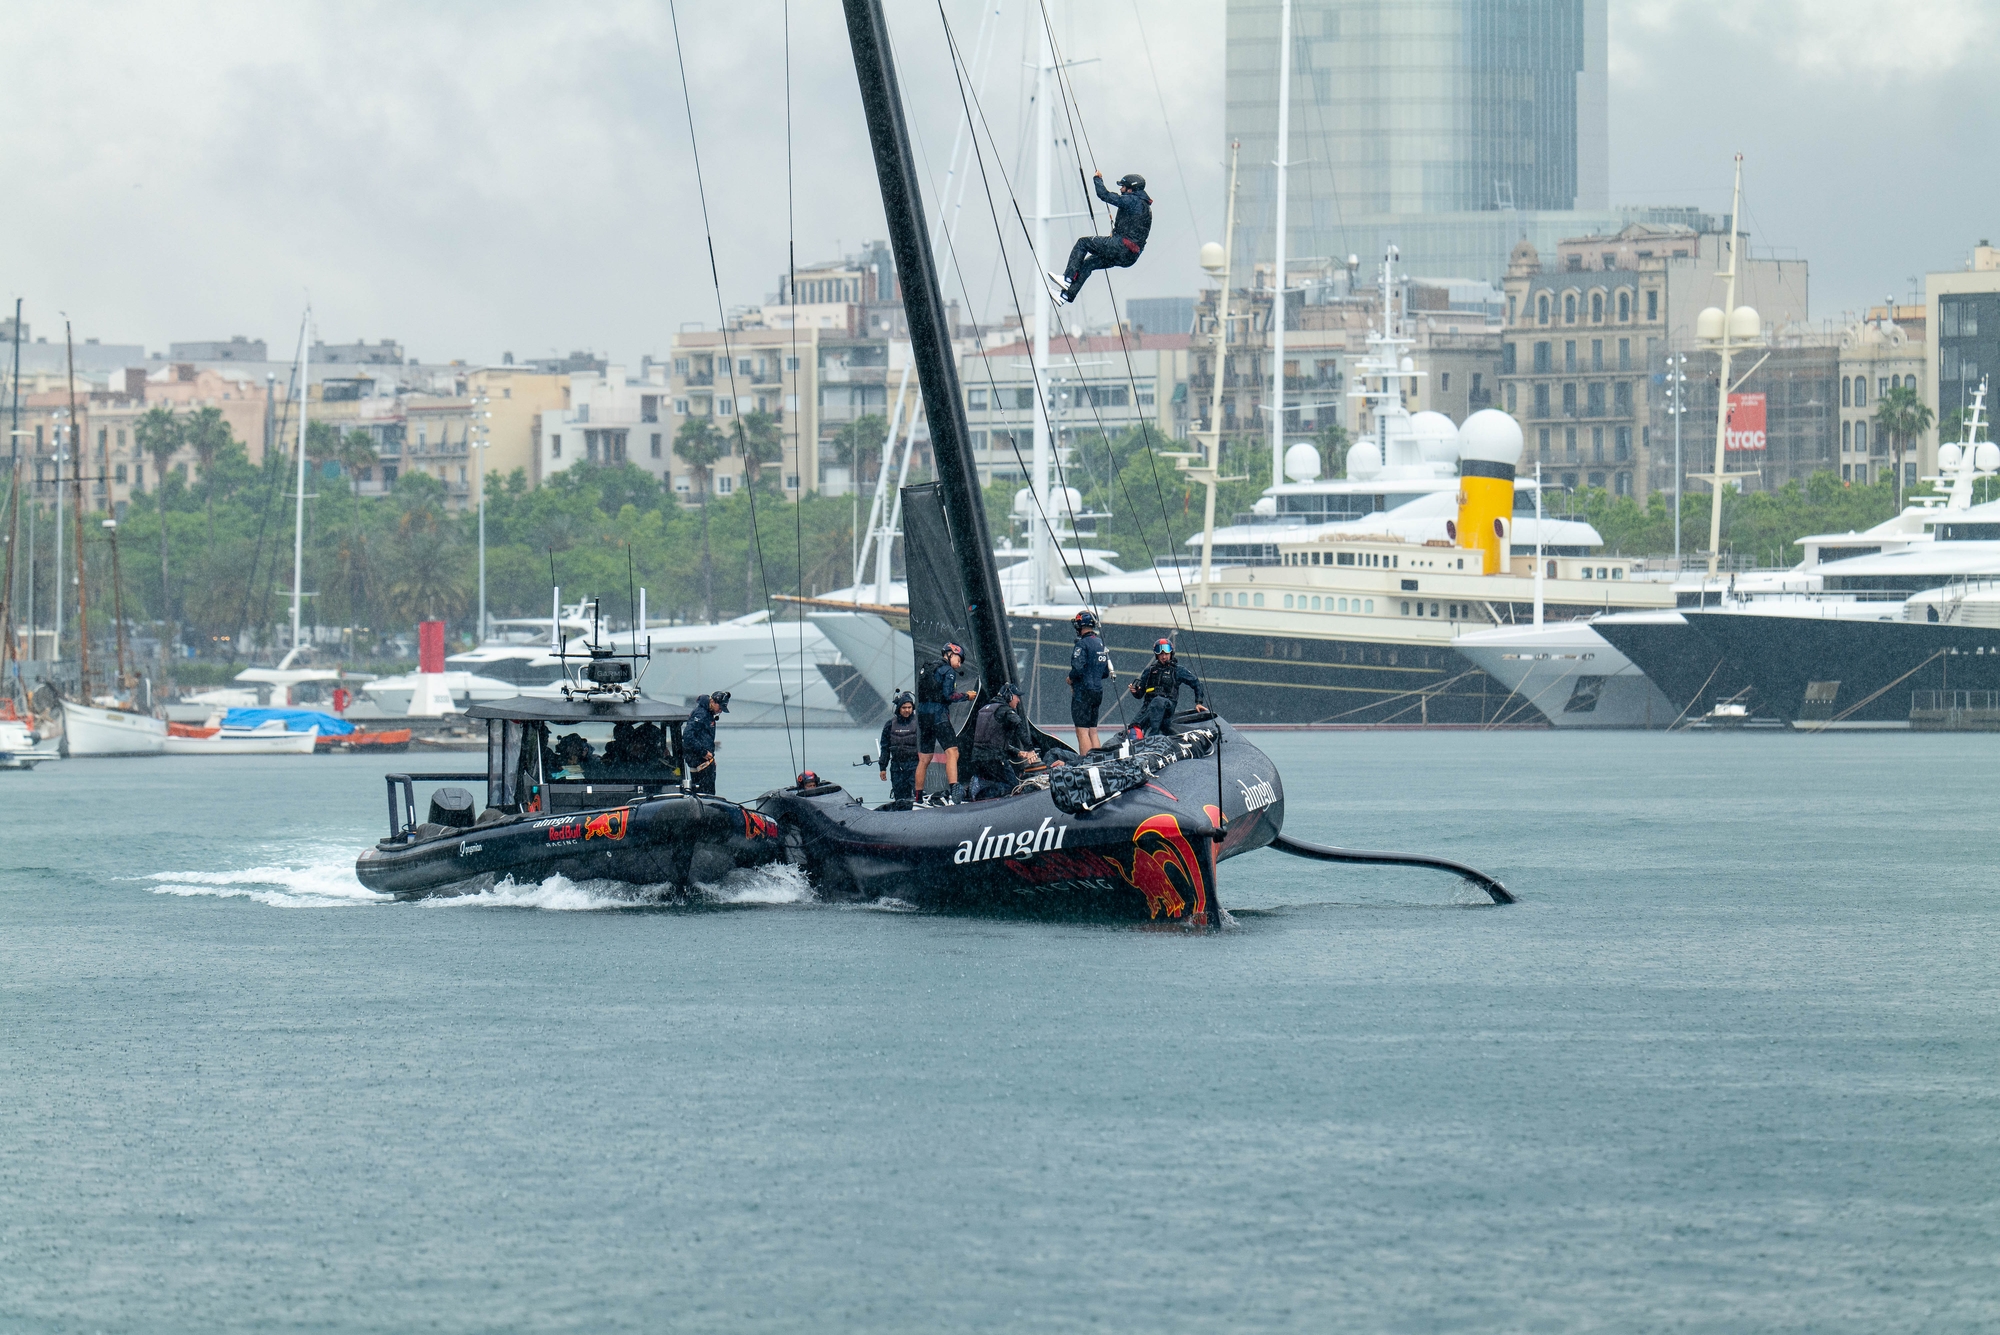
[1049, 728, 1217, 814]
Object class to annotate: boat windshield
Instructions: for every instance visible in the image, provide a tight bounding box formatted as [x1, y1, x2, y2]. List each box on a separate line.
[540, 719, 679, 783]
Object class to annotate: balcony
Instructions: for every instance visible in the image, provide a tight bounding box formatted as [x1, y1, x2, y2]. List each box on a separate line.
[685, 373, 714, 387]
[1467, 389, 1494, 409]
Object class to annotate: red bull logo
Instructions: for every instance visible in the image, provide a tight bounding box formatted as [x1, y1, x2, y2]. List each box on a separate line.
[1122, 813, 1207, 921]
[546, 820, 583, 843]
[743, 809, 780, 841]
[583, 808, 629, 841]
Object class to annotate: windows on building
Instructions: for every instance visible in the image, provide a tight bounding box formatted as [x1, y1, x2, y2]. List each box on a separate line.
[1591, 339, 1604, 371]
[1564, 293, 1577, 323]
[1853, 377, 1867, 407]
[641, 395, 658, 423]
[1564, 340, 1577, 371]
[968, 388, 987, 410]
[1562, 383, 1577, 416]
[1537, 294, 1550, 325]
[1533, 384, 1550, 418]
[1841, 377, 1851, 407]
[1591, 426, 1605, 462]
[1565, 427, 1578, 460]
[674, 358, 691, 375]
[1505, 382, 1517, 412]
[550, 434, 562, 458]
[674, 398, 689, 416]
[1591, 292, 1603, 323]
[651, 433, 663, 459]
[1532, 341, 1551, 373]
[1613, 382, 1632, 416]
[786, 356, 800, 372]
[1586, 382, 1605, 416]
[1440, 372, 1450, 392]
[717, 475, 734, 494]
[1538, 427, 1550, 457]
[1646, 290, 1659, 321]
[1618, 338, 1630, 370]
[1856, 422, 1869, 452]
[1502, 343, 1517, 374]
[1618, 291, 1630, 322]
[1615, 426, 1630, 461]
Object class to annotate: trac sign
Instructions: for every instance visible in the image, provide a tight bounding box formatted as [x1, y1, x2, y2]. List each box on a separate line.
[1726, 392, 1767, 451]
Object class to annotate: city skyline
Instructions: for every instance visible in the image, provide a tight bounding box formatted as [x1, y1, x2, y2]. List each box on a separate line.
[2, 0, 1995, 367]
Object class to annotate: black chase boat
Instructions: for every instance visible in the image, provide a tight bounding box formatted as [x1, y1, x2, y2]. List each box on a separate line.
[354, 603, 783, 900]
[750, 2, 1509, 920]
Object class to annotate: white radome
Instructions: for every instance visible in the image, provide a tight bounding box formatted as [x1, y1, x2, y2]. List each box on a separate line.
[1199, 241, 1227, 275]
[1728, 306, 1761, 341]
[1409, 410, 1460, 464]
[1697, 307, 1725, 341]
[1284, 442, 1322, 482]
[1346, 440, 1383, 480]
[1940, 443, 1964, 470]
[1457, 409, 1525, 466]
[1977, 442, 2000, 472]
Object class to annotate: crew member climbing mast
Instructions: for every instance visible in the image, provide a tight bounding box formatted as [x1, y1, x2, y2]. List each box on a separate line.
[1052, 172, 1151, 305]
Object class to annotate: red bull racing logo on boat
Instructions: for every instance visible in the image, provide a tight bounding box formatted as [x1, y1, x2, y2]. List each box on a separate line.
[1121, 813, 1207, 921]
[742, 809, 780, 841]
[583, 808, 629, 841]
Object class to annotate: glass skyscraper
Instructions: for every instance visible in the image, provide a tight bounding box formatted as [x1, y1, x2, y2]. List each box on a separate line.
[1225, 0, 1617, 285]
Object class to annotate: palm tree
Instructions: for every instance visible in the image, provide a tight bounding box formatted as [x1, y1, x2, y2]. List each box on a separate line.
[183, 405, 234, 527]
[133, 406, 182, 686]
[826, 413, 888, 491]
[340, 429, 378, 495]
[737, 409, 785, 491]
[1873, 385, 1935, 507]
[674, 416, 725, 621]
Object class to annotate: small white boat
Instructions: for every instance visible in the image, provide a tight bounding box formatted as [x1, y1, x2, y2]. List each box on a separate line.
[164, 717, 319, 755]
[0, 717, 59, 769]
[61, 700, 169, 756]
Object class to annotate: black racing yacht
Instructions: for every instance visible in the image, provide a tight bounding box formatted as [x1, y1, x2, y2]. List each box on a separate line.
[354, 601, 784, 899]
[747, 0, 1510, 919]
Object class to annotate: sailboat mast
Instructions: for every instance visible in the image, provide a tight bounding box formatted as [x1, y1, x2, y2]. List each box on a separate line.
[291, 312, 310, 652]
[1029, 0, 1056, 609]
[1267, 0, 1293, 490]
[1705, 154, 1743, 579]
[842, 0, 1014, 694]
[0, 297, 22, 670]
[1198, 142, 1241, 608]
[66, 320, 90, 700]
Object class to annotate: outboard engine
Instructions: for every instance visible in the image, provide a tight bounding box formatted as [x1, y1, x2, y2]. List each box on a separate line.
[427, 788, 477, 829]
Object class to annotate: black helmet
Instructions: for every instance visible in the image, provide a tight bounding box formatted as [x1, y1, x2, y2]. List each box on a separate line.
[1073, 610, 1099, 632]
[998, 681, 1022, 701]
[1117, 173, 1146, 192]
[709, 690, 731, 712]
[893, 691, 914, 709]
[1153, 638, 1174, 657]
[941, 642, 965, 661]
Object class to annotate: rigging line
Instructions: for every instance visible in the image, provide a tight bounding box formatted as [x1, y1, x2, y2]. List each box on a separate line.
[936, 4, 1102, 614]
[785, 0, 804, 775]
[1027, 6, 1205, 666]
[1126, 0, 1202, 241]
[669, 0, 795, 771]
[244, 310, 310, 651]
[941, 6, 1196, 657]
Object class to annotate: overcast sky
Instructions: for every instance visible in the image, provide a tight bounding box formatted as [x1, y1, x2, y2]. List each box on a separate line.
[3, 0, 1995, 366]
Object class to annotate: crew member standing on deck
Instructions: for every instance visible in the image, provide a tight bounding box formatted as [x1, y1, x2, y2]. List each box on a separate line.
[877, 692, 922, 801]
[682, 690, 730, 795]
[1127, 640, 1203, 737]
[1067, 610, 1113, 754]
[913, 643, 973, 803]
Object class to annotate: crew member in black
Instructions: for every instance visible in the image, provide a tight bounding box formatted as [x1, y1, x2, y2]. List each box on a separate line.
[968, 682, 1038, 799]
[1067, 610, 1112, 753]
[1053, 173, 1152, 305]
[1127, 639, 1203, 736]
[913, 643, 973, 802]
[682, 690, 730, 794]
[877, 692, 922, 801]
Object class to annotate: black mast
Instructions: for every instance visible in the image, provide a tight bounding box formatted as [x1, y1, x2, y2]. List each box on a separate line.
[841, 0, 1013, 694]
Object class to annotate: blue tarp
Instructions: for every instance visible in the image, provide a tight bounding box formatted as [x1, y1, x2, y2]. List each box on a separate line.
[220, 707, 356, 737]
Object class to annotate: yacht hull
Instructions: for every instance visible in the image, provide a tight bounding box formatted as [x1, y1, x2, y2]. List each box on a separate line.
[1680, 612, 2000, 727]
[164, 726, 319, 755]
[1011, 614, 1523, 727]
[1592, 616, 1762, 723]
[1453, 621, 1680, 728]
[756, 717, 1282, 922]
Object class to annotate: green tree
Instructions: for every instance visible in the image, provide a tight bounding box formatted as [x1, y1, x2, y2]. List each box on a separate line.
[133, 406, 183, 684]
[1873, 384, 1934, 508]
[1313, 421, 1351, 479]
[826, 413, 888, 486]
[674, 416, 726, 621]
[340, 429, 378, 495]
[183, 406, 234, 526]
[737, 409, 785, 491]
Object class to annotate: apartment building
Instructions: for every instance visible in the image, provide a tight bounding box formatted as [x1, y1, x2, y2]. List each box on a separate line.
[1836, 308, 1926, 486]
[1500, 224, 1809, 497]
[535, 366, 679, 491]
[1928, 242, 2000, 480]
[961, 332, 1193, 485]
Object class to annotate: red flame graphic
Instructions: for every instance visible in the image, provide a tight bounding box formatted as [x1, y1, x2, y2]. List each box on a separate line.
[583, 808, 629, 841]
[1124, 813, 1207, 921]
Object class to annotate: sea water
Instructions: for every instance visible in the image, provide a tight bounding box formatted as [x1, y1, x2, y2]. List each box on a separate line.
[2, 730, 1997, 1332]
